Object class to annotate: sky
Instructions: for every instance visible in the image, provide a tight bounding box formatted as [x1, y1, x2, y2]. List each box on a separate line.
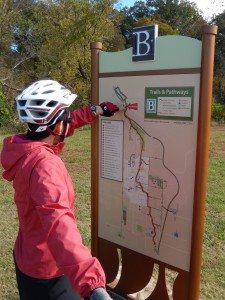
[118, 0, 225, 20]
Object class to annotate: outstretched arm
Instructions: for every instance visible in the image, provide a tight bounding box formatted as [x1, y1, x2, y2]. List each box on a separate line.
[67, 103, 119, 136]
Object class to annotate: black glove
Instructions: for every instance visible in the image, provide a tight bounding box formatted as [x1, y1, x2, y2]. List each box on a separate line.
[99, 102, 119, 117]
[90, 287, 112, 300]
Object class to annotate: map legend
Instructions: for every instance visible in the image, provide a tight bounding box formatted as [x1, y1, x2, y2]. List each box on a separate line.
[101, 120, 124, 182]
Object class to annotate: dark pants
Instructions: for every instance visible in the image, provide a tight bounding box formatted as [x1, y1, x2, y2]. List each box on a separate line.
[14, 259, 80, 300]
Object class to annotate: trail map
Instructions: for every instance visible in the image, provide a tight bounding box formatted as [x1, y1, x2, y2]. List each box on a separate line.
[98, 74, 200, 271]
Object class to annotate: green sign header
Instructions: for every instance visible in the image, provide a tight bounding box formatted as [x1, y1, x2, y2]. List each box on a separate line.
[145, 87, 194, 121]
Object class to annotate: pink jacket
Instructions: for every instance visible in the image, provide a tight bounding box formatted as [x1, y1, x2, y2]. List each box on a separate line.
[0, 106, 105, 296]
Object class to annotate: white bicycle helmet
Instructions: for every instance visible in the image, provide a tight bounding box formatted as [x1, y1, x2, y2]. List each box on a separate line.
[16, 79, 77, 126]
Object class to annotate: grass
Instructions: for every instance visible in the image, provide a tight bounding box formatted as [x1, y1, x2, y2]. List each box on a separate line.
[201, 125, 225, 299]
[0, 125, 225, 299]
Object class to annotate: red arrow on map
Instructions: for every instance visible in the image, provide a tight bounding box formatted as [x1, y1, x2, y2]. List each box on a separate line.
[126, 103, 138, 110]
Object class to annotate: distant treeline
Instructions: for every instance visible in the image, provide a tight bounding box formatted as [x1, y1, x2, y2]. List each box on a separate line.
[0, 0, 224, 126]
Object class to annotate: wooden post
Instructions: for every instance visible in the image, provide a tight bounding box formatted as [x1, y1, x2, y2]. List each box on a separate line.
[90, 42, 102, 257]
[189, 25, 217, 300]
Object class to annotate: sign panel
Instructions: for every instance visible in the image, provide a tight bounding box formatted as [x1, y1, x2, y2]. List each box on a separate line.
[145, 87, 194, 120]
[98, 74, 200, 271]
[132, 25, 158, 61]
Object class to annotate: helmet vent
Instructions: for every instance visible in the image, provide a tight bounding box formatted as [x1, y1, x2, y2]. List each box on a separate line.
[30, 111, 48, 118]
[20, 110, 28, 117]
[18, 100, 26, 107]
[30, 100, 45, 106]
[42, 90, 55, 94]
[46, 100, 57, 107]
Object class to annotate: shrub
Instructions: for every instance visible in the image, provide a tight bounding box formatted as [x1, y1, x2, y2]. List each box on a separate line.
[211, 101, 225, 123]
[0, 91, 15, 127]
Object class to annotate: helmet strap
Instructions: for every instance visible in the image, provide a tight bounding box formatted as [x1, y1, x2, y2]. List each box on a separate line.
[47, 109, 70, 143]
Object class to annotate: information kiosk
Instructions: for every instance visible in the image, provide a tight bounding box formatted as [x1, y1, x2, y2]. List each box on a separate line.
[91, 25, 217, 300]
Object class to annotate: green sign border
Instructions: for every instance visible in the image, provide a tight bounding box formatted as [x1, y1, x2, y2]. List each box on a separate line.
[145, 86, 194, 121]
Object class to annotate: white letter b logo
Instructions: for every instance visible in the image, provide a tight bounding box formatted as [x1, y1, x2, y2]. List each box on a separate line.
[132, 25, 158, 62]
[135, 31, 151, 56]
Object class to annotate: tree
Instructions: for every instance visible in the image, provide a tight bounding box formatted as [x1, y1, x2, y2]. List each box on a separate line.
[27, 0, 125, 104]
[134, 16, 179, 35]
[148, 0, 207, 38]
[0, 0, 37, 126]
[0, 0, 125, 108]
[212, 11, 225, 103]
[0, 0, 37, 89]
[120, 0, 206, 47]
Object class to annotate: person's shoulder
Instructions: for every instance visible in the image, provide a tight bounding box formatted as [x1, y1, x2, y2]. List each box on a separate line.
[33, 147, 64, 169]
[25, 144, 63, 172]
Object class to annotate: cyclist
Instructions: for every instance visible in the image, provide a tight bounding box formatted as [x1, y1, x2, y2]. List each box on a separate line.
[1, 80, 119, 300]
